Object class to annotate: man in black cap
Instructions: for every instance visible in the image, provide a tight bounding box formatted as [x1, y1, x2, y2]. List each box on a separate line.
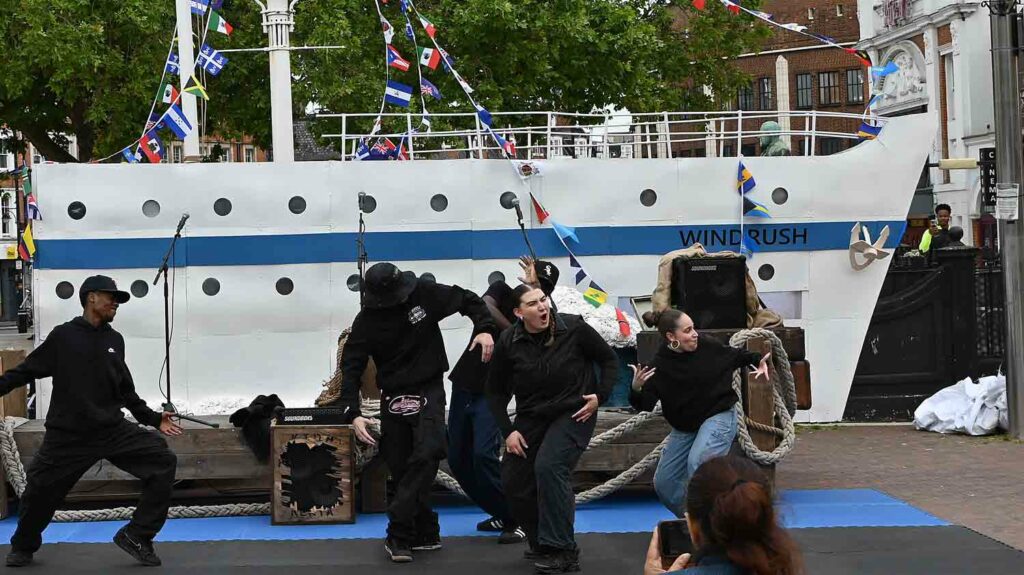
[0, 275, 182, 568]
[333, 262, 496, 563]
[448, 257, 560, 543]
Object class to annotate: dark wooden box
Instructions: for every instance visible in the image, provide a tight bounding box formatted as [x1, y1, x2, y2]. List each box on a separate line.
[271, 423, 356, 525]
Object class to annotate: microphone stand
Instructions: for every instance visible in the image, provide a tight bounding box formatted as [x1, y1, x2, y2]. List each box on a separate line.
[514, 201, 537, 261]
[357, 194, 369, 309]
[152, 214, 218, 428]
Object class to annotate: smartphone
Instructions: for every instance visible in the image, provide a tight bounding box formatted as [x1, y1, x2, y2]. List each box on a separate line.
[658, 519, 693, 561]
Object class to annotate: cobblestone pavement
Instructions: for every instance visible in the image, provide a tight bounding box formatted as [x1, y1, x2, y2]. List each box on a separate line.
[777, 424, 1024, 551]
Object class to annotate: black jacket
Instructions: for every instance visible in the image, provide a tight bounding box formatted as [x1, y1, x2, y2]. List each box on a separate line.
[630, 334, 760, 432]
[448, 280, 515, 395]
[0, 317, 162, 435]
[334, 279, 495, 420]
[486, 313, 618, 438]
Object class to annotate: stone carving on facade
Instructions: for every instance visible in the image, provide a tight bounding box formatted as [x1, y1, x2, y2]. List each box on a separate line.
[923, 30, 933, 65]
[950, 19, 961, 56]
[877, 42, 928, 112]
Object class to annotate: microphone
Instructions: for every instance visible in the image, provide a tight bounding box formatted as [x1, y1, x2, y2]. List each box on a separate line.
[499, 191, 524, 221]
[175, 213, 190, 235]
[358, 192, 367, 212]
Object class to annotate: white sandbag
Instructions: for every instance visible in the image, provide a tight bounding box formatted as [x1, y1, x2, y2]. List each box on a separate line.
[914, 373, 1007, 435]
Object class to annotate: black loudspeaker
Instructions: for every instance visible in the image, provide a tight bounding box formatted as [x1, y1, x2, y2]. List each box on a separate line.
[670, 257, 747, 329]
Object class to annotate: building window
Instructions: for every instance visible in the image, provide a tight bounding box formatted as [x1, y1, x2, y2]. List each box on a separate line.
[758, 77, 774, 110]
[796, 74, 813, 109]
[244, 146, 255, 163]
[0, 154, 7, 169]
[818, 71, 841, 105]
[846, 69, 865, 104]
[221, 145, 232, 162]
[837, 5, 844, 17]
[738, 84, 754, 110]
[820, 138, 844, 156]
[1, 194, 9, 236]
[944, 55, 956, 121]
[808, 7, 816, 20]
[172, 144, 183, 163]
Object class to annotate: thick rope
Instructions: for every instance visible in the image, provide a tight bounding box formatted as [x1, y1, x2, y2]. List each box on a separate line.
[727, 329, 798, 465]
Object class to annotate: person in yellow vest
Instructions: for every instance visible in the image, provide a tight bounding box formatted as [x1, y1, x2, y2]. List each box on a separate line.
[919, 204, 953, 253]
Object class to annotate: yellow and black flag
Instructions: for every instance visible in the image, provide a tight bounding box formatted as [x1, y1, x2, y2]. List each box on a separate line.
[183, 74, 209, 101]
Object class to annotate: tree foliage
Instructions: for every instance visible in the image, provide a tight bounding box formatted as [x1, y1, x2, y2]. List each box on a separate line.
[0, 0, 768, 161]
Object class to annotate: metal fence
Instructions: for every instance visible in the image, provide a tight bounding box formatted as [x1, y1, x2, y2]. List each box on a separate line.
[976, 259, 1006, 361]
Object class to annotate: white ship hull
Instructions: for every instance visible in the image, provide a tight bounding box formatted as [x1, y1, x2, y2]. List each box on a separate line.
[31, 113, 934, 422]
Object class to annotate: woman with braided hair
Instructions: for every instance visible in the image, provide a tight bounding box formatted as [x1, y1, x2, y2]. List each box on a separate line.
[630, 309, 770, 517]
[644, 455, 802, 575]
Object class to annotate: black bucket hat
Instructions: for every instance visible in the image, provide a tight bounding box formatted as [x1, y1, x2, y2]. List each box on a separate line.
[79, 275, 130, 307]
[363, 262, 418, 309]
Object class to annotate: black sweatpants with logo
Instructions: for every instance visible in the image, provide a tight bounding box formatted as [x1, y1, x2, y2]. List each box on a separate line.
[11, 419, 177, 553]
[379, 380, 447, 543]
[501, 413, 596, 552]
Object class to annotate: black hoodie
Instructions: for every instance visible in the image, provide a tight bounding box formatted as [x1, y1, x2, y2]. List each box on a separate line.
[630, 334, 760, 432]
[0, 317, 162, 436]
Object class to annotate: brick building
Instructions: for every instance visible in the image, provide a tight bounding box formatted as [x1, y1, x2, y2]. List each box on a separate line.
[856, 0, 995, 252]
[673, 0, 869, 158]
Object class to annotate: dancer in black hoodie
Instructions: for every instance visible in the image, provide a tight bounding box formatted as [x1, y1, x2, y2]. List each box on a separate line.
[487, 285, 618, 574]
[0, 276, 182, 568]
[629, 309, 769, 517]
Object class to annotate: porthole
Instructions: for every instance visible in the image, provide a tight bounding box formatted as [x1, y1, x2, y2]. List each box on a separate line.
[771, 187, 789, 205]
[213, 198, 232, 216]
[68, 201, 87, 220]
[288, 196, 306, 214]
[758, 264, 775, 281]
[430, 194, 448, 212]
[640, 189, 657, 207]
[55, 281, 74, 300]
[131, 280, 149, 298]
[347, 274, 361, 292]
[202, 278, 221, 296]
[488, 271, 506, 285]
[276, 277, 294, 295]
[142, 200, 161, 218]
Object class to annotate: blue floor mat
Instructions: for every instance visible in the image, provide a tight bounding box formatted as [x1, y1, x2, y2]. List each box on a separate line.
[0, 489, 947, 544]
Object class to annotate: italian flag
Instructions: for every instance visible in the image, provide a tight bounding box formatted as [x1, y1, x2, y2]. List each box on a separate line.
[208, 11, 234, 35]
[417, 47, 441, 70]
[420, 16, 436, 39]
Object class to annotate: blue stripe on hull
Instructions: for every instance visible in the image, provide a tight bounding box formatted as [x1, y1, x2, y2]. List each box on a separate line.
[35, 220, 906, 270]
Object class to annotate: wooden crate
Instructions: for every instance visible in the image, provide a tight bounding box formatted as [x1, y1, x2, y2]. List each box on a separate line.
[271, 423, 355, 525]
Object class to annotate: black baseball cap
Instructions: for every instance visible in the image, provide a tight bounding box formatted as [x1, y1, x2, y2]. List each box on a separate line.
[79, 275, 130, 307]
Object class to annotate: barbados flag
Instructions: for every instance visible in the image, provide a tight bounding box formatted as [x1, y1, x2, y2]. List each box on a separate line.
[858, 122, 882, 141]
[738, 160, 756, 194]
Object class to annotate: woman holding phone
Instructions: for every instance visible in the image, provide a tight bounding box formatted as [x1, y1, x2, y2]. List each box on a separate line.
[630, 309, 769, 517]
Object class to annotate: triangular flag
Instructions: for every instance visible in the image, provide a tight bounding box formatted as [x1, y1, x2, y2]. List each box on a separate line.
[569, 253, 588, 287]
[530, 193, 549, 223]
[551, 220, 579, 243]
[208, 11, 234, 36]
[184, 74, 209, 100]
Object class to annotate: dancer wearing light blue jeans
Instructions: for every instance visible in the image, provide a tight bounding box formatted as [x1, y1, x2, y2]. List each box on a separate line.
[629, 310, 769, 517]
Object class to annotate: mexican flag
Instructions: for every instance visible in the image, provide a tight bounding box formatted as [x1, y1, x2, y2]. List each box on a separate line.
[417, 47, 441, 70]
[208, 11, 233, 35]
[158, 78, 180, 104]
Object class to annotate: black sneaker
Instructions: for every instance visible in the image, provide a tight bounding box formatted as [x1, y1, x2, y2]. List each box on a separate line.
[384, 536, 414, 562]
[5, 550, 33, 567]
[411, 534, 442, 551]
[498, 526, 526, 544]
[476, 517, 504, 532]
[534, 549, 580, 574]
[113, 526, 162, 566]
[523, 546, 550, 561]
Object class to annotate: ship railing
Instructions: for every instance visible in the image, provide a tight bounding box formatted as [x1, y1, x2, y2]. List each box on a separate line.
[314, 109, 887, 161]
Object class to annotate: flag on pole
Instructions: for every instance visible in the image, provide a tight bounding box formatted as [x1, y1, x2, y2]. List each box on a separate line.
[417, 46, 441, 70]
[165, 53, 180, 75]
[737, 160, 756, 194]
[164, 103, 194, 139]
[18, 222, 35, 261]
[420, 78, 442, 100]
[530, 193, 549, 223]
[857, 122, 883, 141]
[208, 11, 234, 36]
[139, 130, 165, 163]
[198, 44, 228, 76]
[26, 194, 41, 220]
[743, 197, 771, 218]
[381, 15, 395, 44]
[420, 16, 436, 38]
[387, 45, 411, 72]
[190, 0, 209, 16]
[384, 80, 413, 107]
[184, 74, 209, 100]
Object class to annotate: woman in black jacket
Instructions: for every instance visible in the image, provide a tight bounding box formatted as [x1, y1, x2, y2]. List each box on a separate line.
[487, 285, 618, 574]
[630, 309, 769, 517]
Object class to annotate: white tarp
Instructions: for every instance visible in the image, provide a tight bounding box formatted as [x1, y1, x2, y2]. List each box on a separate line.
[913, 373, 1008, 436]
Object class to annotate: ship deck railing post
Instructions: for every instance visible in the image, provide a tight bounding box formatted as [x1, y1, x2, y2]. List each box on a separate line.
[406, 114, 415, 161]
[341, 115, 347, 161]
